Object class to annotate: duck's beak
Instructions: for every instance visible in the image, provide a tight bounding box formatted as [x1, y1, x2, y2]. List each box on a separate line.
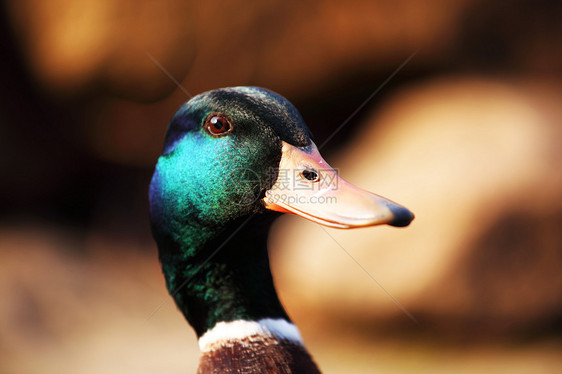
[263, 141, 414, 229]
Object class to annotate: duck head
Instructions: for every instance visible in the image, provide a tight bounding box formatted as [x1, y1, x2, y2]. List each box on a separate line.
[149, 86, 413, 237]
[149, 87, 414, 371]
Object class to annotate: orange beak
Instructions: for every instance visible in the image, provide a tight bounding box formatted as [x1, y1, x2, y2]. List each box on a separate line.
[263, 141, 414, 229]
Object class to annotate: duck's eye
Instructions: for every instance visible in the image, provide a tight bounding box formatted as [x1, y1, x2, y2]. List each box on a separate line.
[205, 114, 232, 136]
[301, 168, 320, 182]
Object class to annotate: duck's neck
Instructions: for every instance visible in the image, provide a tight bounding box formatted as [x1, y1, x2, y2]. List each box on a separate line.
[156, 212, 289, 336]
[155, 211, 321, 372]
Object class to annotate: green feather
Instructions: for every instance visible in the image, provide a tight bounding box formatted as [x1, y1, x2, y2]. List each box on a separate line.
[149, 87, 309, 336]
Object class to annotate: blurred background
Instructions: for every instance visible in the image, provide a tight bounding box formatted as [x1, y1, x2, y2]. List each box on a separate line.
[1, 0, 561, 373]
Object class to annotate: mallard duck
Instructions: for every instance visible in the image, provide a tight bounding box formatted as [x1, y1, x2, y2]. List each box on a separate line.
[149, 87, 413, 373]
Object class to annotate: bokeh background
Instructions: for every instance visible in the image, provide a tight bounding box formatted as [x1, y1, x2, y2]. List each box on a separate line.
[1, 1, 561, 373]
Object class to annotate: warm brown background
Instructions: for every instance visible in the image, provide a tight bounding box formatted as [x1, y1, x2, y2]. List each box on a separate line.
[1, 1, 561, 373]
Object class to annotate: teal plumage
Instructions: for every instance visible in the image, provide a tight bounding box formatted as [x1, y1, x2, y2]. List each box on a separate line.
[149, 86, 413, 373]
[150, 87, 306, 334]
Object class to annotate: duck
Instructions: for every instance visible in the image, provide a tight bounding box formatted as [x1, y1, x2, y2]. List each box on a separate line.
[149, 86, 414, 373]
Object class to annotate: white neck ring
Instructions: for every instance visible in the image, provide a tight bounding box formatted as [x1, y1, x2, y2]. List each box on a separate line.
[198, 318, 304, 352]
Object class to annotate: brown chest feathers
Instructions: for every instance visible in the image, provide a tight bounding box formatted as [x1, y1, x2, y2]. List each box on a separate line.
[197, 335, 321, 374]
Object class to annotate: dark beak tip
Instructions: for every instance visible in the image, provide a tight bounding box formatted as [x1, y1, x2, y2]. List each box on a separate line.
[388, 205, 415, 227]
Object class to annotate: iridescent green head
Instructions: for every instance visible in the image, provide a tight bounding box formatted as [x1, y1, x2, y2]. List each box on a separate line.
[148, 86, 414, 338]
[149, 87, 313, 248]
